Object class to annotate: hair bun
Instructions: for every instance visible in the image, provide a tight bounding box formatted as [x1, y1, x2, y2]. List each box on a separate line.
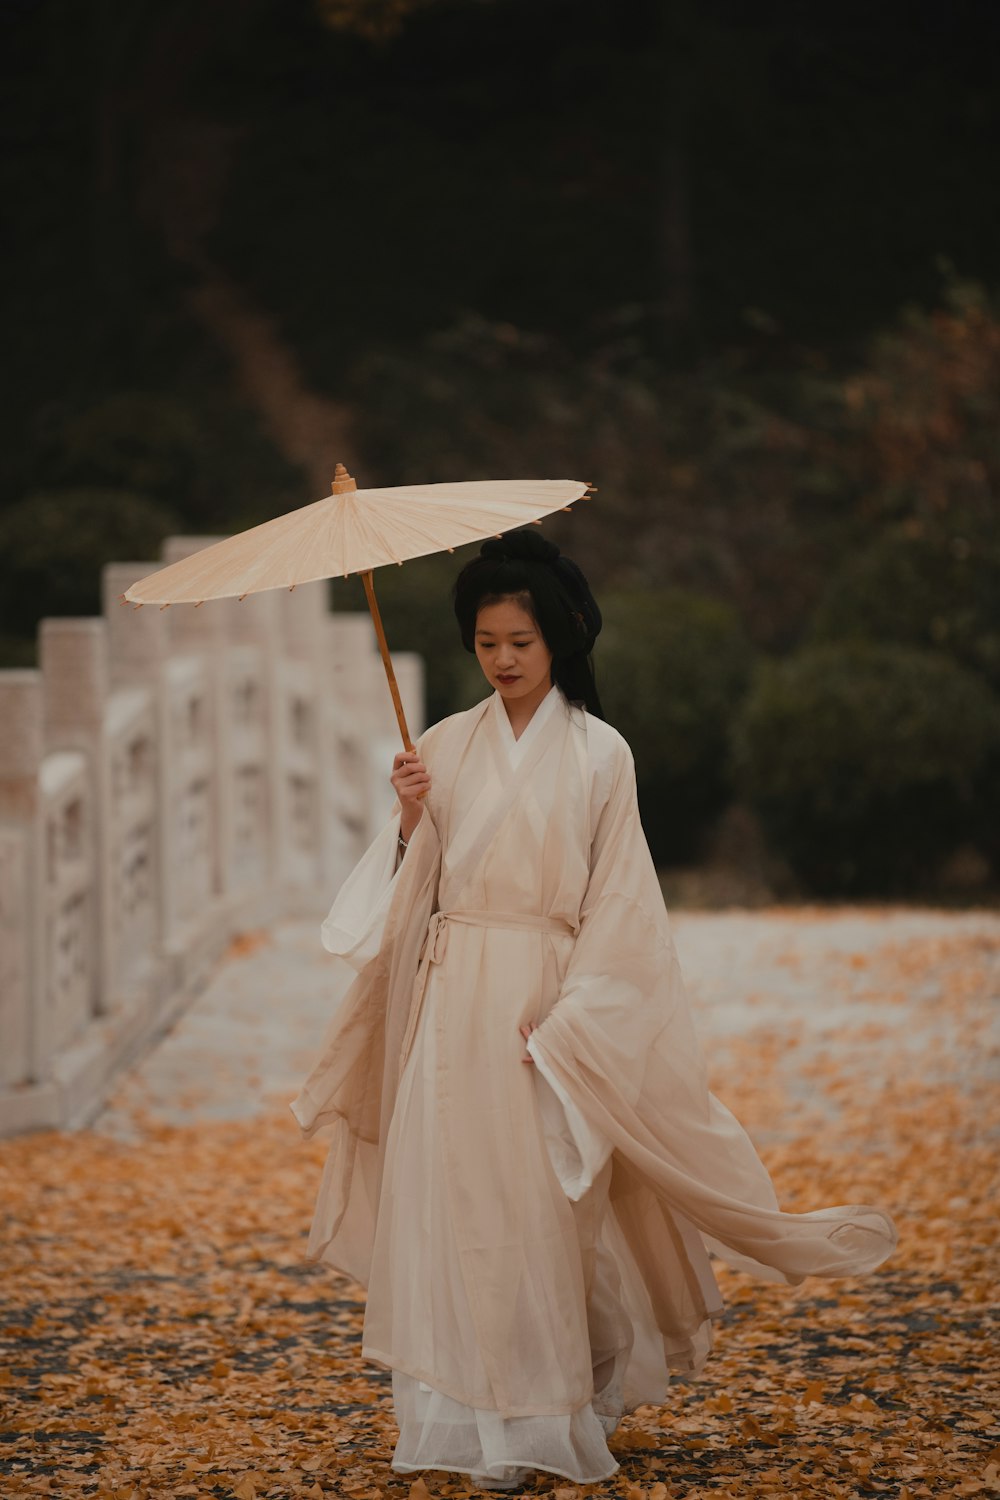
[553, 555, 603, 648]
[478, 529, 602, 649]
[480, 530, 561, 565]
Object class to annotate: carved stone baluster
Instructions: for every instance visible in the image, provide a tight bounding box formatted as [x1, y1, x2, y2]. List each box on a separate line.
[0, 673, 45, 1105]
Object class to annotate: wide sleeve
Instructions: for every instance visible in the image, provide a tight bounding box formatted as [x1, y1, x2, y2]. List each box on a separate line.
[530, 1048, 614, 1201]
[320, 810, 402, 971]
[526, 735, 898, 1285]
[320, 726, 436, 974]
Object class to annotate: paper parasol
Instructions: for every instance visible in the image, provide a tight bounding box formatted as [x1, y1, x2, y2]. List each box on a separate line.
[124, 465, 595, 749]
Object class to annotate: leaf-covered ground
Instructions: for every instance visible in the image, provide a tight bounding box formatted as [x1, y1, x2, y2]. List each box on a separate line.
[1, 908, 998, 1499]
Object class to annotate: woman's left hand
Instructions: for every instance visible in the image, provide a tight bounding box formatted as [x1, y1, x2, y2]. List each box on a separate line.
[519, 1021, 537, 1063]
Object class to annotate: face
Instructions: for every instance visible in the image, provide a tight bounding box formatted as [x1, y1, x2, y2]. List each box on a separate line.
[474, 596, 553, 705]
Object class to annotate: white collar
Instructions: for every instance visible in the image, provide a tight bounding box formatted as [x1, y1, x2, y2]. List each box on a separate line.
[492, 682, 562, 767]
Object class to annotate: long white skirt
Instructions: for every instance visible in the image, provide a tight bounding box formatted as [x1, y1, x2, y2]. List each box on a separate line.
[390, 1368, 619, 1485]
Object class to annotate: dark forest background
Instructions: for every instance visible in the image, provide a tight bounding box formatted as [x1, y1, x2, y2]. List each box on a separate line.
[2, 0, 999, 895]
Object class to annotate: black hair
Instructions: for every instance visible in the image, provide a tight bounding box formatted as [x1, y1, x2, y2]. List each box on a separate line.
[452, 529, 605, 719]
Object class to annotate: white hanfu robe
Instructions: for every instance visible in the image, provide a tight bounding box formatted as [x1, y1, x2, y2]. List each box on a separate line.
[290, 685, 896, 1486]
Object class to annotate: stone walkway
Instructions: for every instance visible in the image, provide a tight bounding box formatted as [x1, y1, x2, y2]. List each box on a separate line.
[92, 922, 342, 1139]
[92, 903, 1000, 1143]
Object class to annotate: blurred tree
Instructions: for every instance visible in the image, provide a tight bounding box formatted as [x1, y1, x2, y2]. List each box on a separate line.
[975, 748, 1000, 877]
[845, 273, 1000, 529]
[0, 489, 179, 634]
[652, 0, 702, 362]
[79, 0, 253, 363]
[0, 0, 302, 535]
[315, 0, 444, 42]
[29, 389, 301, 532]
[39, 394, 207, 501]
[598, 589, 753, 863]
[810, 521, 1000, 691]
[345, 313, 853, 648]
[733, 643, 1000, 894]
[3, 0, 241, 377]
[212, 0, 1000, 385]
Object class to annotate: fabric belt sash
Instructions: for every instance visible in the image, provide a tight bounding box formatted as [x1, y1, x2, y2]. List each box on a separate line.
[399, 909, 576, 1077]
[422, 907, 576, 964]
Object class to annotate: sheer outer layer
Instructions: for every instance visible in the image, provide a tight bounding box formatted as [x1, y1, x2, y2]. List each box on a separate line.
[290, 691, 897, 1420]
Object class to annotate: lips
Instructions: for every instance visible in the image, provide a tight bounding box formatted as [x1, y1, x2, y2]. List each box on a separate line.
[497, 675, 519, 684]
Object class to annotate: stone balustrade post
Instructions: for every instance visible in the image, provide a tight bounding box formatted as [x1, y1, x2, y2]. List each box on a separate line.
[0, 674, 45, 1097]
[160, 539, 229, 910]
[40, 619, 109, 1016]
[326, 613, 384, 865]
[102, 562, 175, 971]
[276, 582, 329, 894]
[225, 587, 282, 910]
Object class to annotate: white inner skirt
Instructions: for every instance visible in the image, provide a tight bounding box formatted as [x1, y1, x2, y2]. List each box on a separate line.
[390, 1369, 620, 1484]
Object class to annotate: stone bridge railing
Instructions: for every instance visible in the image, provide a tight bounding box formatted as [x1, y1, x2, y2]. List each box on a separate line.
[0, 539, 422, 1137]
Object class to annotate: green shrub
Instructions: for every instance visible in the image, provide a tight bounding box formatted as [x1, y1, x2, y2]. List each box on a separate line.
[733, 643, 1000, 894]
[0, 634, 37, 669]
[973, 748, 1000, 875]
[32, 392, 304, 535]
[41, 395, 207, 502]
[810, 522, 1000, 690]
[597, 590, 753, 863]
[0, 488, 179, 635]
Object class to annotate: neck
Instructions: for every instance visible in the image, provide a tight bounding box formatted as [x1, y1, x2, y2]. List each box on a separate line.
[501, 676, 553, 737]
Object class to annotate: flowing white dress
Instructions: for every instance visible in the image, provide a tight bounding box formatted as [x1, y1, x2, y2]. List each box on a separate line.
[290, 685, 896, 1486]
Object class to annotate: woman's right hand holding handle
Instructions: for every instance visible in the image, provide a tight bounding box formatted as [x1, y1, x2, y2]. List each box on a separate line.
[391, 751, 431, 844]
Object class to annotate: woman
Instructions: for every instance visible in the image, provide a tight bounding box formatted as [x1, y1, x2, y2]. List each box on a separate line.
[290, 531, 896, 1489]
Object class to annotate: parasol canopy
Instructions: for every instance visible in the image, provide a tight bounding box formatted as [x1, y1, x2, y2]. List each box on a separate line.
[124, 466, 595, 749]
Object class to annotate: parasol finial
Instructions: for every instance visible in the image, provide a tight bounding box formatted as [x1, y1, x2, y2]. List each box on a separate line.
[331, 463, 357, 495]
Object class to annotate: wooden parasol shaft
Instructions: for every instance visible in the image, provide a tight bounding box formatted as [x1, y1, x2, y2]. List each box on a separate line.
[360, 568, 414, 753]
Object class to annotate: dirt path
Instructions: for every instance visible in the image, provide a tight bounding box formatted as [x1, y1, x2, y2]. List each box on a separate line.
[2, 906, 998, 1498]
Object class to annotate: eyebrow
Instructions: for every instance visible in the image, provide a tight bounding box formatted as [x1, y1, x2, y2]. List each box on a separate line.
[475, 628, 536, 637]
